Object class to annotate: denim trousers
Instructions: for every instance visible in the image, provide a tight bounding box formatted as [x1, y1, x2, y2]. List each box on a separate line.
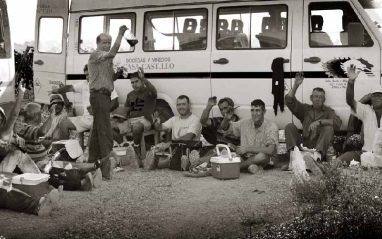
[0, 187, 39, 215]
[88, 91, 113, 163]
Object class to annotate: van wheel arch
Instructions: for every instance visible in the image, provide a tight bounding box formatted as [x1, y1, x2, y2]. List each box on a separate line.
[155, 99, 174, 123]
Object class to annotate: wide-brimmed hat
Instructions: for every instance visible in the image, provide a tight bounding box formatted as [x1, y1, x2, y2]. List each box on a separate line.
[49, 94, 64, 107]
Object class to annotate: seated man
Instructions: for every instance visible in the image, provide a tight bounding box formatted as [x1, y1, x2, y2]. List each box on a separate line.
[1, 175, 59, 217]
[221, 99, 278, 174]
[124, 67, 157, 167]
[51, 64, 119, 141]
[148, 95, 202, 170]
[339, 65, 379, 165]
[0, 81, 40, 174]
[41, 94, 68, 148]
[285, 72, 342, 160]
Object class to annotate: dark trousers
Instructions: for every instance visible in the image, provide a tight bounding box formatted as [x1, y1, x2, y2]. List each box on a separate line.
[285, 123, 334, 155]
[48, 167, 85, 191]
[88, 91, 113, 163]
[0, 188, 39, 215]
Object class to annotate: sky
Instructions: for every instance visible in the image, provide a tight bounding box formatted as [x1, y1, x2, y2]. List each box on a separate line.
[7, 0, 37, 44]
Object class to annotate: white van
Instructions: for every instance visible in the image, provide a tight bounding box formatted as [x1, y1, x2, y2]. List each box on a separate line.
[34, 0, 382, 129]
[0, 0, 15, 104]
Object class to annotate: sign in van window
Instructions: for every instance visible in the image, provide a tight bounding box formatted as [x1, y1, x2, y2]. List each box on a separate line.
[144, 9, 208, 51]
[309, 2, 373, 47]
[217, 5, 288, 50]
[38, 17, 63, 54]
[79, 13, 135, 54]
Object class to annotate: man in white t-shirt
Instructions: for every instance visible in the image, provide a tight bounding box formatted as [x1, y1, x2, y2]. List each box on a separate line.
[147, 95, 202, 169]
[339, 64, 382, 165]
[51, 65, 119, 141]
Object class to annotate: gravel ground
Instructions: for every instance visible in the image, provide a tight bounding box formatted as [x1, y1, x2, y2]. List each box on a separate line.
[0, 167, 297, 239]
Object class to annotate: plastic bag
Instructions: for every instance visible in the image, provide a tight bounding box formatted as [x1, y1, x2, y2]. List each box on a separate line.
[361, 151, 382, 167]
[291, 146, 310, 182]
[372, 129, 382, 167]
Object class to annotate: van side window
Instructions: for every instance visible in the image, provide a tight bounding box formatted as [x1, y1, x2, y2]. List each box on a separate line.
[38, 18, 64, 54]
[79, 13, 135, 54]
[217, 5, 288, 50]
[144, 9, 208, 51]
[309, 2, 373, 47]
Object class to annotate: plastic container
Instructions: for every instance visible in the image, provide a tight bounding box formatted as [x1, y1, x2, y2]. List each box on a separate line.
[210, 144, 241, 180]
[12, 173, 50, 199]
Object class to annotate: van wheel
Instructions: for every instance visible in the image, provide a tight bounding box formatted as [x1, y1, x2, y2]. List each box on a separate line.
[155, 105, 174, 123]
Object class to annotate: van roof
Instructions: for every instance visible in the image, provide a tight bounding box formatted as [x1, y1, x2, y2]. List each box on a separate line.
[70, 0, 261, 13]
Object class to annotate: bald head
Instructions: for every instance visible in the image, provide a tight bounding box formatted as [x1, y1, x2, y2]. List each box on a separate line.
[96, 33, 112, 51]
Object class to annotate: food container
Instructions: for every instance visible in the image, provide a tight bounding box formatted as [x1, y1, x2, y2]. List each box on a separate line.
[210, 144, 241, 180]
[12, 173, 50, 199]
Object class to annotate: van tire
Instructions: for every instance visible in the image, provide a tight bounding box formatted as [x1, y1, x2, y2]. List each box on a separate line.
[155, 103, 174, 124]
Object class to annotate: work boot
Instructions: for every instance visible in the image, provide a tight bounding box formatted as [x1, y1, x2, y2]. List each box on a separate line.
[81, 172, 93, 191]
[100, 152, 117, 180]
[37, 189, 59, 217]
[92, 168, 102, 188]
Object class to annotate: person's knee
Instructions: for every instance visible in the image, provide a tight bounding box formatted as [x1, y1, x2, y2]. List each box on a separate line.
[252, 153, 270, 166]
[132, 122, 144, 134]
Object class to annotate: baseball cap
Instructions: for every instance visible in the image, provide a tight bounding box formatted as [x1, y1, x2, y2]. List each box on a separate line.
[371, 85, 382, 94]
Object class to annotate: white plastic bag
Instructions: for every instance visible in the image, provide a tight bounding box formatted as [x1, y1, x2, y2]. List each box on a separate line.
[291, 146, 310, 182]
[360, 151, 382, 167]
[372, 129, 382, 167]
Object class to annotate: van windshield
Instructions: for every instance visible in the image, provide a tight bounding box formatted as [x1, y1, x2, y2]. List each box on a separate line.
[359, 0, 382, 36]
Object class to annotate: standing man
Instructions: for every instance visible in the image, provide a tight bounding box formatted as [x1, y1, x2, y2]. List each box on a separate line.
[285, 73, 342, 160]
[87, 25, 128, 163]
[221, 99, 278, 174]
[124, 68, 157, 167]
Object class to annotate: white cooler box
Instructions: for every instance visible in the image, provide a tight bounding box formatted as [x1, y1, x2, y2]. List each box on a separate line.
[12, 173, 50, 199]
[210, 144, 241, 180]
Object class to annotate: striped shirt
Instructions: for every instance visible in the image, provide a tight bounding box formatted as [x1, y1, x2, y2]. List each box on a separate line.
[88, 49, 115, 92]
[17, 123, 47, 160]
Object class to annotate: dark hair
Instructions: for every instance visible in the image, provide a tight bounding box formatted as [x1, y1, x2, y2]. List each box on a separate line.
[129, 72, 139, 79]
[250, 99, 265, 110]
[96, 35, 101, 44]
[177, 95, 190, 104]
[218, 97, 234, 108]
[83, 64, 88, 72]
[18, 108, 26, 118]
[312, 87, 325, 94]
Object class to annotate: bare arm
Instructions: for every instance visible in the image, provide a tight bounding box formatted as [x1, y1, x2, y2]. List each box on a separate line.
[0, 79, 25, 140]
[101, 26, 128, 61]
[200, 97, 217, 126]
[178, 133, 196, 141]
[346, 64, 360, 113]
[288, 72, 304, 98]
[37, 106, 56, 137]
[51, 85, 75, 94]
[110, 98, 119, 112]
[138, 68, 157, 98]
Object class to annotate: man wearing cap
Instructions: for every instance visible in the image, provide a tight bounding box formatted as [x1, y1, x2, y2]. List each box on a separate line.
[87, 25, 128, 163]
[124, 68, 157, 166]
[340, 64, 382, 165]
[285, 72, 342, 161]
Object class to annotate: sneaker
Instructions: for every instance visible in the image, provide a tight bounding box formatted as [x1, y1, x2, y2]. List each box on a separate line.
[37, 189, 59, 217]
[248, 165, 263, 174]
[133, 145, 143, 168]
[144, 146, 157, 170]
[304, 154, 323, 176]
[81, 172, 93, 191]
[92, 168, 102, 188]
[189, 150, 200, 168]
[101, 154, 116, 180]
[181, 155, 190, 171]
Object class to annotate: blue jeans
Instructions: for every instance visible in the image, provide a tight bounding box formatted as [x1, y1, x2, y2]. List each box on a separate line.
[88, 91, 113, 163]
[0, 187, 39, 215]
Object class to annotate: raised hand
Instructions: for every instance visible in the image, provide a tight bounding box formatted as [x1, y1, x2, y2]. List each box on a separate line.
[224, 106, 234, 120]
[347, 64, 360, 82]
[207, 96, 217, 107]
[138, 67, 145, 80]
[18, 79, 26, 94]
[119, 25, 128, 36]
[294, 72, 304, 86]
[151, 111, 160, 125]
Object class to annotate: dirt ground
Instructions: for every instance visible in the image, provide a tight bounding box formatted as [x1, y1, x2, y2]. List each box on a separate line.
[0, 166, 297, 239]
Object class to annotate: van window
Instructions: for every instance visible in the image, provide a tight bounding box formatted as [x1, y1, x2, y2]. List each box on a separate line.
[217, 5, 288, 50]
[79, 13, 135, 54]
[144, 9, 208, 51]
[309, 2, 373, 47]
[38, 18, 64, 54]
[0, 7, 10, 58]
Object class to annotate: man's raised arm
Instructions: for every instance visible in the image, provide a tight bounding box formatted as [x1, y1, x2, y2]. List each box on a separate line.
[102, 26, 128, 60]
[346, 64, 360, 113]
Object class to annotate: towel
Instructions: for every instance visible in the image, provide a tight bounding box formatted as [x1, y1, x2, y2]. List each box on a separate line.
[271, 57, 285, 115]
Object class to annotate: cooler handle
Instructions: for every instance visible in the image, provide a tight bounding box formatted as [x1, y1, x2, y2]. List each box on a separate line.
[215, 144, 232, 160]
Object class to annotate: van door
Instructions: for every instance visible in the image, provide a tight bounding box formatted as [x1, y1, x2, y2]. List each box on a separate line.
[34, 0, 69, 103]
[302, 0, 381, 128]
[211, 1, 294, 128]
